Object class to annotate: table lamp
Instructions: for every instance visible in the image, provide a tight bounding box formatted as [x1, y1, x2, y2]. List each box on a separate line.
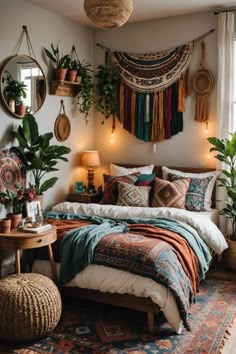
[81, 150, 101, 192]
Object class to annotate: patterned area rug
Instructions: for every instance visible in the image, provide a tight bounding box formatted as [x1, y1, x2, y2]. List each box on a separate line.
[2, 279, 236, 354]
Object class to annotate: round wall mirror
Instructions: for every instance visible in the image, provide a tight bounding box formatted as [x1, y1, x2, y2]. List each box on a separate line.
[0, 55, 47, 119]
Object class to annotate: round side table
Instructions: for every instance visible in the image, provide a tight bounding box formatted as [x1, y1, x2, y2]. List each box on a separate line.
[0, 225, 58, 282]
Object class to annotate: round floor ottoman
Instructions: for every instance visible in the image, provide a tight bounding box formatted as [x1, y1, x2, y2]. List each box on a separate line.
[0, 273, 62, 343]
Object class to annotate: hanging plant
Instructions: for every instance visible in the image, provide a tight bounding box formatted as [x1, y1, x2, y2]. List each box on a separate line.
[76, 60, 94, 123]
[95, 64, 120, 123]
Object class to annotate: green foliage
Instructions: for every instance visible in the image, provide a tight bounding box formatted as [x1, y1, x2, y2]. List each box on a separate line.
[11, 113, 71, 195]
[76, 60, 94, 123]
[208, 133, 236, 238]
[44, 43, 70, 69]
[3, 71, 27, 105]
[95, 64, 119, 123]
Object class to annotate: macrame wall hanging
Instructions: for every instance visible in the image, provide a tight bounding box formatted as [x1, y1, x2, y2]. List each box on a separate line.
[192, 41, 214, 126]
[97, 29, 214, 150]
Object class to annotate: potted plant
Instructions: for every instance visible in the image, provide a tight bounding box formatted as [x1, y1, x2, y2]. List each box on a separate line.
[207, 133, 236, 269]
[44, 43, 70, 81]
[3, 71, 27, 114]
[76, 60, 94, 123]
[95, 64, 119, 123]
[0, 185, 36, 228]
[67, 59, 78, 82]
[11, 113, 71, 199]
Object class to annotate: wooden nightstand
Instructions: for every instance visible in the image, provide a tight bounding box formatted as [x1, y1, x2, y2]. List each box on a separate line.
[67, 192, 102, 203]
[0, 226, 58, 282]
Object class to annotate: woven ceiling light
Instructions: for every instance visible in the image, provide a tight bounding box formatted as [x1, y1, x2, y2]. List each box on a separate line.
[84, 0, 133, 29]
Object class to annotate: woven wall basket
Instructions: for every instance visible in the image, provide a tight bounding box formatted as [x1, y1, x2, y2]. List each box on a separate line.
[84, 0, 133, 28]
[0, 273, 62, 343]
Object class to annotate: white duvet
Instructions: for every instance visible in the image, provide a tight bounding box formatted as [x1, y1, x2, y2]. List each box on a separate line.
[33, 203, 228, 334]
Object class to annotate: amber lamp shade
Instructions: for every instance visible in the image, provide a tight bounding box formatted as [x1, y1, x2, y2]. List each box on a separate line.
[81, 150, 101, 190]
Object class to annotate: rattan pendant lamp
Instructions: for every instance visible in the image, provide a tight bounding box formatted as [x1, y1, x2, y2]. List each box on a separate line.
[84, 0, 133, 28]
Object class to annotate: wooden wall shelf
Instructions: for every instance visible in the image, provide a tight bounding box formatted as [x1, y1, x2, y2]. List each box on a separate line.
[49, 80, 80, 97]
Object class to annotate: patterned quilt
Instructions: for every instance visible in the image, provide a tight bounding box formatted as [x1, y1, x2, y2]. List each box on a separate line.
[34, 212, 212, 331]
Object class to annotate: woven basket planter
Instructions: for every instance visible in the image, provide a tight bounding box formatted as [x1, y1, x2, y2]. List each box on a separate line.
[224, 236, 236, 271]
[84, 0, 133, 28]
[0, 273, 62, 343]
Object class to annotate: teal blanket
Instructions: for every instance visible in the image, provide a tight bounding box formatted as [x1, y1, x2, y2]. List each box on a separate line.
[45, 211, 212, 285]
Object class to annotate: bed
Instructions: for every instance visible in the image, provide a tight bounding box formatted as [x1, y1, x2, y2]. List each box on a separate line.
[28, 163, 228, 335]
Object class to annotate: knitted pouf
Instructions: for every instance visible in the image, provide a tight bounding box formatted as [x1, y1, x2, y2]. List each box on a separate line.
[0, 273, 62, 343]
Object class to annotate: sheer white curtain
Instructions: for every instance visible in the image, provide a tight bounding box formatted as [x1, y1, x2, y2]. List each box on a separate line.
[217, 11, 235, 235]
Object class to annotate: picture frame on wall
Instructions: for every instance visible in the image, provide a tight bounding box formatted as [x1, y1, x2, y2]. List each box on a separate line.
[75, 181, 84, 194]
[26, 200, 41, 223]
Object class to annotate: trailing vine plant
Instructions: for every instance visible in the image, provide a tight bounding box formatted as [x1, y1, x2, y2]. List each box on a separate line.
[94, 64, 120, 123]
[76, 60, 94, 124]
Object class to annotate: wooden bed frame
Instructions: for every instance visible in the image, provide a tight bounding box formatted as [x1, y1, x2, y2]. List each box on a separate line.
[59, 164, 217, 335]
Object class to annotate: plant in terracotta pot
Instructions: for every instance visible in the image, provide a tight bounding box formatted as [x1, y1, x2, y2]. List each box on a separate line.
[0, 185, 36, 228]
[208, 133, 236, 269]
[44, 43, 70, 81]
[67, 59, 78, 82]
[11, 113, 71, 198]
[76, 60, 94, 123]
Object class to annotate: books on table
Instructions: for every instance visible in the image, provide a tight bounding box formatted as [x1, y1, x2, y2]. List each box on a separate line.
[21, 224, 52, 234]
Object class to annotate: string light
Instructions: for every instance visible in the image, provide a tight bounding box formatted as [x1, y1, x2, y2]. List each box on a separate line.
[110, 115, 116, 144]
[204, 121, 209, 134]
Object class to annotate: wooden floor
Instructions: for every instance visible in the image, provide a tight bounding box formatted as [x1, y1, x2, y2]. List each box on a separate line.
[207, 259, 236, 281]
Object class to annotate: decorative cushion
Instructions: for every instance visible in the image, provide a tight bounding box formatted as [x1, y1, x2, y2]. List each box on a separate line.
[101, 174, 139, 205]
[151, 177, 190, 209]
[162, 166, 219, 211]
[116, 181, 151, 207]
[168, 173, 213, 211]
[110, 163, 154, 176]
[136, 173, 156, 186]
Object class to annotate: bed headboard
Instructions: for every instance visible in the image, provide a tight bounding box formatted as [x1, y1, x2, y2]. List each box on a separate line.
[114, 163, 217, 208]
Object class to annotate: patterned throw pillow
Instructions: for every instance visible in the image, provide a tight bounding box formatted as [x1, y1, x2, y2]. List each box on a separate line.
[151, 177, 190, 209]
[168, 173, 213, 211]
[162, 166, 219, 211]
[101, 174, 139, 205]
[136, 173, 156, 186]
[116, 182, 151, 207]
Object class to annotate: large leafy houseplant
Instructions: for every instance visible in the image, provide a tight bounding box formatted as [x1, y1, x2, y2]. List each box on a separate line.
[208, 133, 236, 239]
[95, 64, 119, 123]
[11, 113, 71, 195]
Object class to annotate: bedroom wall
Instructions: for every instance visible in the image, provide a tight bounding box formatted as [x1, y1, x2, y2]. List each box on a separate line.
[0, 0, 94, 214]
[93, 11, 218, 187]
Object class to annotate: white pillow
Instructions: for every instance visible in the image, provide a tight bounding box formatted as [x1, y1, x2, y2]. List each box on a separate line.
[162, 166, 219, 211]
[110, 163, 154, 176]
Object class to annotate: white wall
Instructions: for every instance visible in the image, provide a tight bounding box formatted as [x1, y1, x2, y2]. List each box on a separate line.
[0, 0, 94, 213]
[93, 11, 218, 187]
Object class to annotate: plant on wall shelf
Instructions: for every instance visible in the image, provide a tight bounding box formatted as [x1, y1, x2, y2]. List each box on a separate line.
[76, 60, 94, 123]
[208, 133, 236, 239]
[44, 43, 70, 81]
[11, 113, 71, 195]
[43, 43, 70, 69]
[95, 64, 119, 123]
